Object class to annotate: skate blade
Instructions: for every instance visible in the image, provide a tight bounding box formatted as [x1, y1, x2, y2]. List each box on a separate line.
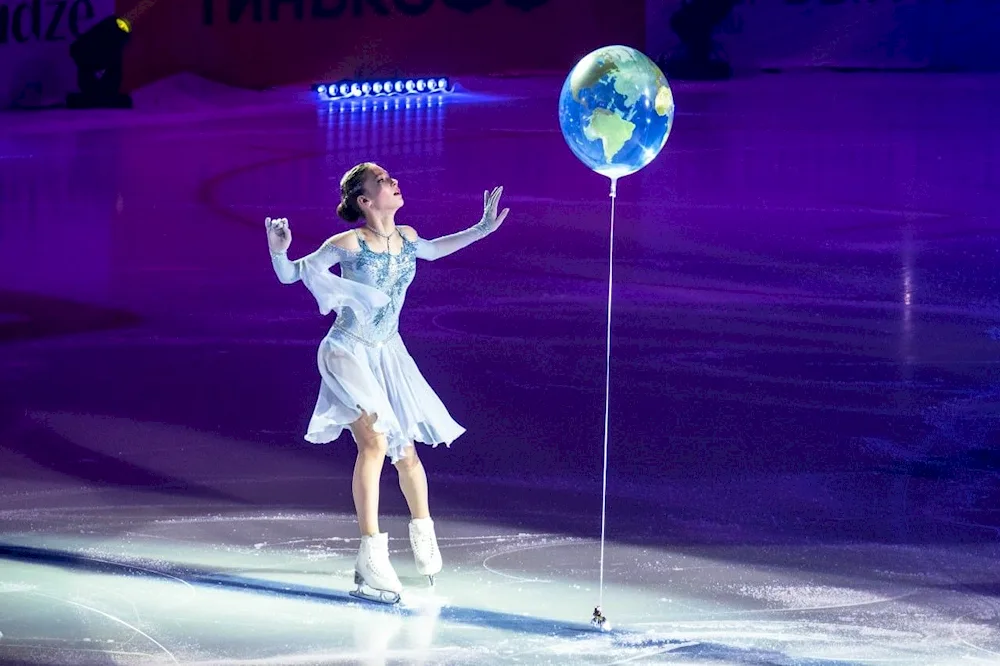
[415, 566, 440, 584]
[349, 587, 401, 605]
[351, 572, 401, 605]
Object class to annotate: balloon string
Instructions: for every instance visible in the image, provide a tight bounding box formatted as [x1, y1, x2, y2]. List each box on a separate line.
[599, 177, 617, 610]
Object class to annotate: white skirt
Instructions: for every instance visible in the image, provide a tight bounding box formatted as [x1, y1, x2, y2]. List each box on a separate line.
[304, 328, 466, 463]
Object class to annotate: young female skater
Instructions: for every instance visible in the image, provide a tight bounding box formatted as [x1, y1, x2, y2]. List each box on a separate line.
[265, 162, 509, 603]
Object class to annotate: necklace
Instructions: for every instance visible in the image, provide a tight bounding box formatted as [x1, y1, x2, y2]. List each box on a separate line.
[365, 224, 396, 239]
[365, 224, 397, 250]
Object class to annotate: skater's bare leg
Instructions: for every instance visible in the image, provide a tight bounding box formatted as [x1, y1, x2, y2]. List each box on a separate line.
[350, 410, 387, 537]
[397, 444, 442, 579]
[394, 445, 430, 520]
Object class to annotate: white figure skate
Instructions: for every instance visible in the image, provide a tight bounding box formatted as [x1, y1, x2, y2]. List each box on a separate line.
[351, 532, 402, 604]
[409, 517, 442, 585]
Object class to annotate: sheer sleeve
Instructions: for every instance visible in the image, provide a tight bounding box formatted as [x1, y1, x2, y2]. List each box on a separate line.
[270, 243, 334, 285]
[412, 220, 492, 261]
[270, 241, 389, 316]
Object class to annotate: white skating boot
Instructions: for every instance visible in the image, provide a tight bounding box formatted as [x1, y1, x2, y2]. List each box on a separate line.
[408, 517, 442, 584]
[351, 532, 402, 604]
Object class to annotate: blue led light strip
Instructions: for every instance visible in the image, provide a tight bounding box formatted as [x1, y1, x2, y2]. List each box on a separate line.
[314, 78, 453, 100]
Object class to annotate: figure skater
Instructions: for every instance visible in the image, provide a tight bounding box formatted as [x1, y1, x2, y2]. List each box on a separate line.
[265, 162, 509, 603]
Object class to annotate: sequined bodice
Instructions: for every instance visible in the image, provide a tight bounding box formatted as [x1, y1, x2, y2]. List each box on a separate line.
[333, 236, 417, 344]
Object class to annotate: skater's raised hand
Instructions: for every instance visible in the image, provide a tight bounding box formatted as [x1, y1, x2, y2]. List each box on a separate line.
[479, 186, 509, 233]
[266, 216, 292, 254]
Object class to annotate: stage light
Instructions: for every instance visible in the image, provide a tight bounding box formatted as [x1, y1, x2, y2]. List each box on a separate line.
[67, 15, 134, 109]
[311, 77, 455, 102]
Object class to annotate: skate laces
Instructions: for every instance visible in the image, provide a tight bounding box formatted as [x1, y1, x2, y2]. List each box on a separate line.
[412, 522, 437, 546]
[360, 535, 399, 582]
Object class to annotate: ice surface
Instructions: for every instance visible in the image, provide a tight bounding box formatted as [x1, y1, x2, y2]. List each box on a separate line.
[1, 72, 999, 664]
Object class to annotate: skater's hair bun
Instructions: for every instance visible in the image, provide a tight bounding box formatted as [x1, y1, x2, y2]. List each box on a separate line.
[336, 199, 362, 223]
[337, 162, 375, 223]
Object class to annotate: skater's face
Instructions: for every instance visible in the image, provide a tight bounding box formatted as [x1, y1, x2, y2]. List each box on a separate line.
[357, 165, 403, 216]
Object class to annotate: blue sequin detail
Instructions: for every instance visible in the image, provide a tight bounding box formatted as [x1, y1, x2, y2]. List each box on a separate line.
[335, 236, 417, 345]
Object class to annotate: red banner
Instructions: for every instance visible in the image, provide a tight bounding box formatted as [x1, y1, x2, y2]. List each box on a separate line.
[116, 0, 646, 92]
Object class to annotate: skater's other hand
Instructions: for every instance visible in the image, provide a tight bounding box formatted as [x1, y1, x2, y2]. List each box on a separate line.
[266, 217, 292, 253]
[479, 186, 509, 233]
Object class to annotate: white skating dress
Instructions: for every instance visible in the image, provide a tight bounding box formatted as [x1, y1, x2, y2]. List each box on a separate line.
[271, 230, 465, 463]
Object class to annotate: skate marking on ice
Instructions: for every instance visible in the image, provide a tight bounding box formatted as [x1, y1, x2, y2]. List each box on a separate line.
[616, 618, 955, 662]
[252, 532, 539, 553]
[118, 532, 204, 544]
[178, 646, 476, 666]
[253, 537, 353, 549]
[604, 641, 702, 665]
[717, 587, 916, 616]
[481, 540, 582, 583]
[934, 517, 1000, 535]
[35, 593, 179, 664]
[0, 543, 196, 595]
[952, 613, 1000, 658]
[631, 584, 918, 626]
[81, 552, 197, 593]
[0, 582, 36, 593]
